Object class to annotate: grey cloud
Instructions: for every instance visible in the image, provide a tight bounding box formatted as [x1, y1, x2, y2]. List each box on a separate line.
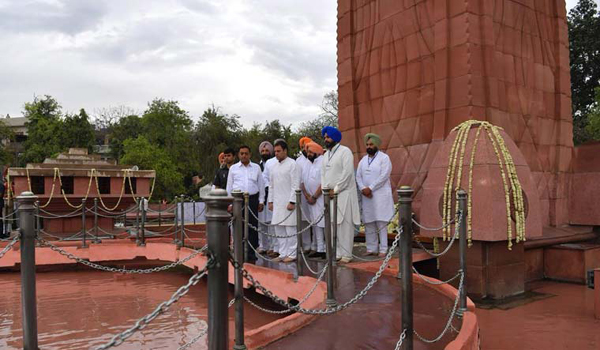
[178, 0, 219, 14]
[0, 0, 108, 35]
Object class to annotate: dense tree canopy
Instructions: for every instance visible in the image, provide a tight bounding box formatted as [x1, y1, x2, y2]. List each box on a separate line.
[569, 0, 600, 143]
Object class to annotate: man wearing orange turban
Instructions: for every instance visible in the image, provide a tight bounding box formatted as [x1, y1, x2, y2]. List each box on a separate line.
[301, 141, 326, 258]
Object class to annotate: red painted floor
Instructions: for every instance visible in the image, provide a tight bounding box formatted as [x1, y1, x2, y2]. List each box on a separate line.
[476, 281, 600, 350]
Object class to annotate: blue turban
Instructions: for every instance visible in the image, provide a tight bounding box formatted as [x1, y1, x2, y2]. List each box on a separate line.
[321, 126, 342, 142]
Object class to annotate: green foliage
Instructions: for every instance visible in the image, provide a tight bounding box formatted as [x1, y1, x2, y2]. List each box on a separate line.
[62, 109, 96, 151]
[120, 136, 184, 200]
[108, 115, 143, 160]
[0, 119, 14, 165]
[568, 0, 600, 143]
[585, 87, 600, 138]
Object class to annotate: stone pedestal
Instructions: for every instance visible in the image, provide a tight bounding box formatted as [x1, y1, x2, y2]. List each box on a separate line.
[439, 240, 525, 299]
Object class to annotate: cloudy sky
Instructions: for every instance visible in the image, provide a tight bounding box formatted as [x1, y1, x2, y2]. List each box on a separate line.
[0, 0, 590, 128]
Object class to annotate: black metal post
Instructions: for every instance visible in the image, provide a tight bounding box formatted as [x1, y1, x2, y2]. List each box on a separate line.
[204, 189, 232, 350]
[323, 188, 336, 307]
[34, 201, 40, 238]
[398, 186, 414, 350]
[332, 192, 338, 264]
[18, 191, 38, 350]
[180, 195, 186, 248]
[243, 192, 249, 262]
[173, 195, 179, 245]
[232, 191, 246, 349]
[81, 198, 87, 248]
[295, 189, 303, 276]
[135, 197, 140, 239]
[93, 198, 100, 243]
[140, 198, 147, 247]
[193, 199, 197, 225]
[158, 201, 162, 227]
[457, 189, 468, 317]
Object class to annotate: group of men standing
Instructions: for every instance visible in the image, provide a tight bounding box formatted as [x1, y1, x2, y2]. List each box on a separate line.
[214, 126, 393, 264]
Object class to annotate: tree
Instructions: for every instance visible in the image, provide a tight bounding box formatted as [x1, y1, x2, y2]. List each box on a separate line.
[0, 119, 15, 165]
[295, 90, 339, 147]
[568, 0, 600, 143]
[585, 87, 600, 138]
[108, 115, 143, 160]
[93, 105, 138, 145]
[62, 108, 96, 151]
[21, 95, 65, 164]
[193, 106, 243, 183]
[120, 136, 184, 200]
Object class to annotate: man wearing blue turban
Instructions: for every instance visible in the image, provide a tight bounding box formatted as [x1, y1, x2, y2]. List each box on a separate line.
[320, 126, 361, 263]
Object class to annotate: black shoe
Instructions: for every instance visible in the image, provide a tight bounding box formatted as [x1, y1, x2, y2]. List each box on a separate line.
[310, 252, 326, 259]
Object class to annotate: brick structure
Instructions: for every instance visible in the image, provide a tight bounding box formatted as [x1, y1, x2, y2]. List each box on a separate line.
[336, 0, 600, 299]
[7, 148, 155, 237]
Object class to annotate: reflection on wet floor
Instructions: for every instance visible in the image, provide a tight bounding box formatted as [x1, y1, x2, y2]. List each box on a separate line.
[0, 269, 281, 350]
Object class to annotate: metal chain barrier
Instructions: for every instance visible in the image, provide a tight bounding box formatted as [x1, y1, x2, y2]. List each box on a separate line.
[0, 233, 20, 259]
[413, 271, 464, 344]
[413, 211, 462, 258]
[352, 207, 399, 234]
[37, 207, 83, 219]
[176, 321, 208, 350]
[243, 262, 328, 315]
[413, 267, 462, 286]
[37, 237, 207, 274]
[96, 259, 212, 350]
[394, 329, 408, 350]
[248, 206, 294, 227]
[246, 212, 323, 239]
[231, 227, 402, 315]
[39, 229, 85, 241]
[299, 248, 328, 275]
[411, 216, 456, 231]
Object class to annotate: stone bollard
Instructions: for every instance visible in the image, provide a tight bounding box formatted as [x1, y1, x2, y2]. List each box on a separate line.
[398, 186, 414, 350]
[323, 187, 337, 307]
[18, 191, 39, 350]
[204, 189, 233, 350]
[232, 191, 247, 350]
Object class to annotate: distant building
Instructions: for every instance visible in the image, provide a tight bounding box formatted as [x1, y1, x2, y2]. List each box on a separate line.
[1, 115, 28, 156]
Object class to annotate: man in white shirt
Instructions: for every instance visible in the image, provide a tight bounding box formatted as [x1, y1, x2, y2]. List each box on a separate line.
[226, 145, 265, 262]
[356, 133, 394, 257]
[321, 126, 361, 263]
[258, 141, 278, 256]
[268, 140, 299, 263]
[302, 141, 326, 258]
[296, 136, 313, 253]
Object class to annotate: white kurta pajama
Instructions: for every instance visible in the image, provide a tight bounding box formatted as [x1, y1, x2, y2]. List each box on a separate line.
[259, 157, 278, 252]
[302, 156, 325, 253]
[321, 144, 361, 260]
[356, 151, 394, 254]
[269, 157, 299, 259]
[296, 154, 312, 251]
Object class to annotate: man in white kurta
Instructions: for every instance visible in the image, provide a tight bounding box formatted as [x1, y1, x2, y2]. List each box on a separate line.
[356, 133, 394, 256]
[268, 140, 299, 262]
[258, 141, 278, 256]
[302, 142, 326, 257]
[296, 136, 313, 252]
[321, 126, 361, 263]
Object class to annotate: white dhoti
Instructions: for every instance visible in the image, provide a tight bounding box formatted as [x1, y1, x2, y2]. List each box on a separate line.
[365, 221, 388, 254]
[300, 220, 312, 251]
[312, 226, 325, 253]
[275, 225, 297, 258]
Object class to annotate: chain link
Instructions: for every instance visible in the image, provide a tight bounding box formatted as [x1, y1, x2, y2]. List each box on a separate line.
[411, 215, 456, 231]
[0, 233, 20, 259]
[37, 237, 207, 274]
[299, 248, 327, 275]
[96, 261, 212, 349]
[246, 212, 322, 238]
[231, 226, 402, 315]
[394, 328, 407, 350]
[414, 211, 462, 258]
[412, 267, 462, 285]
[247, 206, 295, 227]
[243, 262, 328, 314]
[414, 271, 464, 344]
[177, 322, 208, 350]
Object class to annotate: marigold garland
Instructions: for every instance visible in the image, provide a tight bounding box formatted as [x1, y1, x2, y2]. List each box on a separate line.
[443, 120, 526, 250]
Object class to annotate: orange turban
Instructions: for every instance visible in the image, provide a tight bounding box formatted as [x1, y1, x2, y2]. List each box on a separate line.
[305, 141, 324, 155]
[218, 152, 225, 163]
[299, 137, 313, 148]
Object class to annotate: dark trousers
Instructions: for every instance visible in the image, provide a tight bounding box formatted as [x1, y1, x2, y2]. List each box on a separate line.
[0, 205, 4, 237]
[245, 193, 260, 261]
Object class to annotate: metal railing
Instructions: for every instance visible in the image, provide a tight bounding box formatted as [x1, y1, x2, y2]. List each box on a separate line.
[1, 186, 470, 350]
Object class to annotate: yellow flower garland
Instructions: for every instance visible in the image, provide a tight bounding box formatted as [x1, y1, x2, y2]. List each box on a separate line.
[443, 120, 526, 249]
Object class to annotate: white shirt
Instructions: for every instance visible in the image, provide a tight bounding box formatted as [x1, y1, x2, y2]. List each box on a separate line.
[303, 156, 325, 227]
[226, 161, 265, 203]
[268, 157, 299, 226]
[356, 151, 394, 223]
